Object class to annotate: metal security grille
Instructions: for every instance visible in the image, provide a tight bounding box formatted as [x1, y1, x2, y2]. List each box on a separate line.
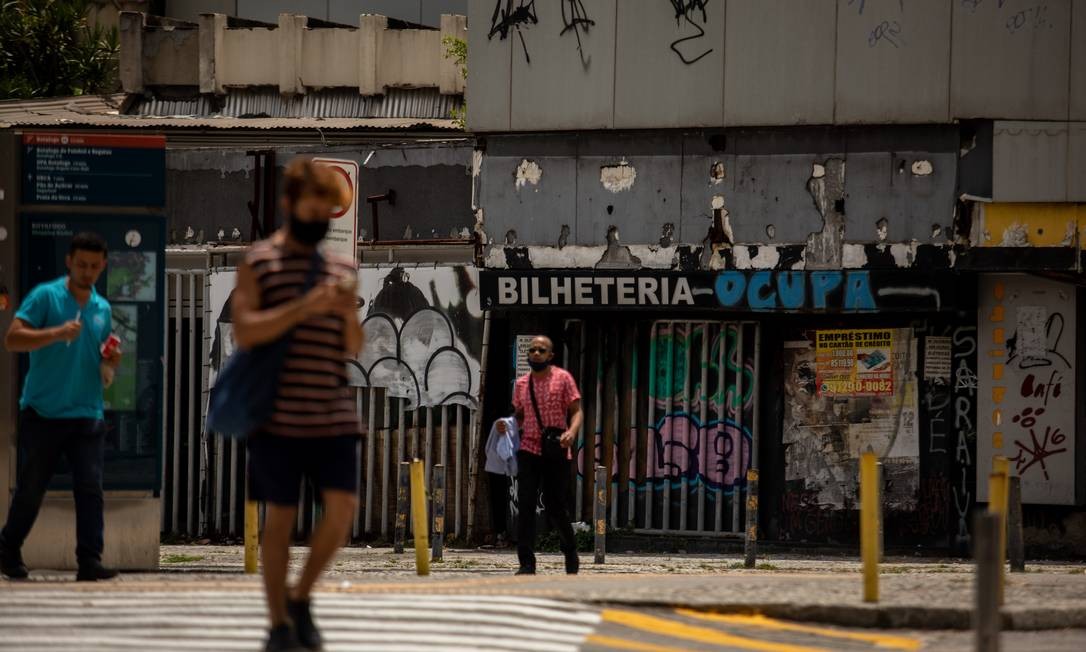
[564, 319, 760, 536]
[163, 261, 473, 541]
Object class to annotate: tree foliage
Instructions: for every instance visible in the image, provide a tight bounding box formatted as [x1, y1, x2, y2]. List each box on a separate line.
[442, 35, 467, 129]
[0, 0, 119, 100]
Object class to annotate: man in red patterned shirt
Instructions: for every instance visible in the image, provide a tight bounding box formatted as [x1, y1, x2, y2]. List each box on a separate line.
[500, 335, 584, 575]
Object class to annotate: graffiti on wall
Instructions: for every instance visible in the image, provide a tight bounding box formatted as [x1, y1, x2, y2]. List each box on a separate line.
[979, 275, 1076, 505]
[781, 329, 919, 511]
[209, 265, 483, 411]
[351, 266, 483, 409]
[645, 323, 753, 496]
[667, 0, 714, 64]
[481, 269, 954, 313]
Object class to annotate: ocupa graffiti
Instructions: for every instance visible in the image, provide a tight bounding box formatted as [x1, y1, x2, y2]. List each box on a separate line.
[646, 323, 754, 495]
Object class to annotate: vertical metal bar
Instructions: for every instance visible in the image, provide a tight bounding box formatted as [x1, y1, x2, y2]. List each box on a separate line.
[732, 323, 745, 534]
[424, 407, 434, 486]
[1008, 476, 1025, 572]
[380, 395, 391, 537]
[645, 321, 656, 530]
[200, 268, 212, 534]
[679, 323, 692, 532]
[440, 406, 449, 538]
[171, 273, 182, 534]
[594, 466, 606, 564]
[466, 310, 492, 543]
[455, 405, 464, 538]
[353, 389, 364, 539]
[744, 323, 762, 566]
[397, 400, 407, 535]
[861, 451, 880, 603]
[394, 461, 409, 553]
[229, 438, 238, 535]
[715, 324, 726, 533]
[364, 387, 377, 534]
[410, 460, 429, 576]
[697, 322, 709, 532]
[187, 273, 197, 535]
[744, 469, 759, 568]
[161, 273, 170, 532]
[200, 270, 211, 537]
[431, 464, 445, 561]
[974, 512, 1002, 652]
[662, 322, 675, 532]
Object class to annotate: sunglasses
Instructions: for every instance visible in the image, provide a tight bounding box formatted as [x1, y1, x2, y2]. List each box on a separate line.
[528, 347, 550, 354]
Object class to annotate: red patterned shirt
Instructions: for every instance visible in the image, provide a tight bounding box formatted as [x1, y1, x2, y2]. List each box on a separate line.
[513, 366, 581, 456]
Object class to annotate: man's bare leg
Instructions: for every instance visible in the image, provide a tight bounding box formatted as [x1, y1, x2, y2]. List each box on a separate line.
[291, 489, 357, 599]
[262, 503, 298, 626]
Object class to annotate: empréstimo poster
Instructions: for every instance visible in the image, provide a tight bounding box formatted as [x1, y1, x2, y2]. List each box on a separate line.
[815, 329, 894, 397]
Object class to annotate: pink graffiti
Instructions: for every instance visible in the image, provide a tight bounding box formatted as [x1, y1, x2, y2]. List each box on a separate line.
[650, 414, 751, 490]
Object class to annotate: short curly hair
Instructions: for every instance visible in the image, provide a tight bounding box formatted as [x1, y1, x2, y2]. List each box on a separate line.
[282, 156, 352, 210]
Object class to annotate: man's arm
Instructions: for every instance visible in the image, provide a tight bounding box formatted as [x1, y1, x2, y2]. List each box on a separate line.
[232, 259, 341, 349]
[560, 399, 583, 448]
[4, 318, 77, 353]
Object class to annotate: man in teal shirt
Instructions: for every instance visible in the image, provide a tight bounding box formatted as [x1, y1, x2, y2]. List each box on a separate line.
[0, 232, 122, 581]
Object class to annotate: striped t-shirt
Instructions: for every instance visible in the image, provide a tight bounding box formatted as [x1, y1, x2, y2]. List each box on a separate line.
[247, 239, 360, 438]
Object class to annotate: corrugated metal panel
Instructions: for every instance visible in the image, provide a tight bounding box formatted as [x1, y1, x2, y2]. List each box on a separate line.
[0, 112, 459, 131]
[132, 88, 462, 119]
[0, 94, 126, 119]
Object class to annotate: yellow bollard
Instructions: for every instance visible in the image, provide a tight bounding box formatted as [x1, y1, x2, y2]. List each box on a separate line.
[410, 459, 430, 576]
[244, 499, 259, 574]
[992, 456, 1010, 580]
[860, 451, 879, 603]
[988, 471, 1008, 606]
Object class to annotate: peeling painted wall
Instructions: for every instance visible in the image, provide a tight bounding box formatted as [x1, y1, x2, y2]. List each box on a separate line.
[476, 127, 959, 266]
[165, 143, 472, 244]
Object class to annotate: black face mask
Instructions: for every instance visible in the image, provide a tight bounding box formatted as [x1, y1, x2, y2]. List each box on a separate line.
[287, 214, 329, 245]
[529, 360, 550, 372]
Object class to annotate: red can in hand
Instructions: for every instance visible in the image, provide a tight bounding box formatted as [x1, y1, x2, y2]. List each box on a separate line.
[101, 333, 121, 358]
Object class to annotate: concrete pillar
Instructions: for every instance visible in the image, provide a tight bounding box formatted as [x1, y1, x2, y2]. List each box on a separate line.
[199, 13, 227, 95]
[118, 12, 145, 93]
[358, 14, 387, 95]
[278, 14, 306, 96]
[439, 14, 467, 95]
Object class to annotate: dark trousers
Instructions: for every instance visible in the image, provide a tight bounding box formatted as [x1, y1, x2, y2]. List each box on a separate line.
[1, 409, 105, 564]
[516, 450, 575, 569]
[487, 472, 511, 538]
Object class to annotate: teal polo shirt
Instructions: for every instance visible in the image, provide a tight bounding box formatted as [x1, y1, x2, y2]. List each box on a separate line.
[15, 276, 112, 419]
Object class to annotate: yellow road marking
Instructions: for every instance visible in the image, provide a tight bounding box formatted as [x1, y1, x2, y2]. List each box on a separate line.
[675, 610, 921, 651]
[585, 634, 697, 652]
[601, 609, 831, 652]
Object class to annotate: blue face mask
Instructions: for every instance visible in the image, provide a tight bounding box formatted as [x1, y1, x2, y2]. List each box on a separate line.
[529, 360, 550, 372]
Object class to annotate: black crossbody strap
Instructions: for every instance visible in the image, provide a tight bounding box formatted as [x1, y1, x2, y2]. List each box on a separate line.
[528, 376, 546, 431]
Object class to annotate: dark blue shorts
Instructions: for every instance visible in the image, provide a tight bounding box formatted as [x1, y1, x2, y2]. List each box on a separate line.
[247, 434, 360, 505]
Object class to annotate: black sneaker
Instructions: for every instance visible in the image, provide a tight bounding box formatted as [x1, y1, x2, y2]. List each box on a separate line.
[565, 551, 580, 575]
[286, 598, 322, 651]
[0, 538, 29, 580]
[265, 624, 306, 652]
[514, 566, 536, 575]
[76, 561, 119, 582]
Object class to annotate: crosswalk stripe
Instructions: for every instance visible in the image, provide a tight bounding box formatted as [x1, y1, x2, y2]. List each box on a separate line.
[0, 590, 602, 652]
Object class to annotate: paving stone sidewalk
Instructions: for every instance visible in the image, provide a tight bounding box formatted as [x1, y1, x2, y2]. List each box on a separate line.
[9, 545, 1086, 631]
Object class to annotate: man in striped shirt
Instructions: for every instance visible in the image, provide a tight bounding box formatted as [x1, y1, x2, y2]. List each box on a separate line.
[232, 158, 363, 652]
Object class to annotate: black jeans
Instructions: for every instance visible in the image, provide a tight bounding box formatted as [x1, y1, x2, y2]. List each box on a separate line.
[487, 472, 511, 538]
[516, 450, 576, 569]
[1, 409, 105, 564]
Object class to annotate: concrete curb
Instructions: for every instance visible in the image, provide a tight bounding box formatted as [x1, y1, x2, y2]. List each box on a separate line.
[583, 599, 1086, 631]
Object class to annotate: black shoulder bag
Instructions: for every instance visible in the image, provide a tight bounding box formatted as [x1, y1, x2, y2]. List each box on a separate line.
[529, 376, 567, 461]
